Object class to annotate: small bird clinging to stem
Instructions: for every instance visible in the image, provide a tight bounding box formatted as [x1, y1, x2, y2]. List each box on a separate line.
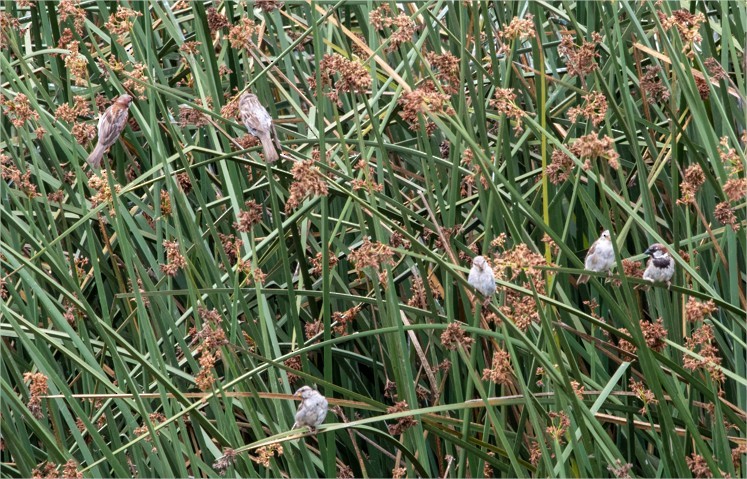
[468, 255, 496, 298]
[239, 92, 281, 163]
[642, 243, 675, 289]
[577, 230, 615, 284]
[87, 94, 133, 169]
[292, 386, 328, 433]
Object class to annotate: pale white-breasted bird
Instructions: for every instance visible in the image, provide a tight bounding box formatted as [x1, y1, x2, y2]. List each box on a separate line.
[643, 243, 675, 288]
[239, 92, 281, 163]
[292, 386, 328, 432]
[577, 230, 615, 284]
[468, 255, 496, 297]
[87, 94, 133, 169]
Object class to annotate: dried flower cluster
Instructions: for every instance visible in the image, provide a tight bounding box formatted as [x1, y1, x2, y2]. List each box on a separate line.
[338, 464, 355, 479]
[104, 6, 142, 42]
[704, 58, 728, 81]
[286, 159, 329, 213]
[640, 65, 670, 104]
[219, 233, 242, 265]
[715, 202, 739, 231]
[425, 51, 460, 95]
[311, 250, 338, 276]
[207, 7, 229, 31]
[386, 400, 417, 435]
[640, 318, 668, 352]
[255, 0, 284, 13]
[2, 93, 39, 128]
[407, 276, 427, 309]
[283, 356, 302, 384]
[304, 319, 323, 341]
[88, 171, 122, 215]
[545, 411, 570, 443]
[629, 378, 657, 414]
[121, 62, 148, 99]
[72, 122, 96, 145]
[574, 133, 620, 170]
[250, 444, 283, 468]
[492, 243, 549, 331]
[351, 158, 385, 193]
[370, 4, 417, 52]
[63, 41, 88, 86]
[220, 93, 241, 121]
[133, 412, 167, 444]
[607, 459, 634, 479]
[547, 148, 575, 185]
[567, 91, 607, 127]
[678, 164, 705, 205]
[176, 172, 192, 193]
[616, 328, 636, 359]
[440, 322, 474, 350]
[233, 200, 263, 232]
[489, 88, 527, 133]
[723, 178, 746, 203]
[56, 96, 92, 123]
[2, 152, 39, 198]
[548, 133, 620, 183]
[684, 324, 724, 383]
[212, 448, 237, 476]
[58, 0, 86, 35]
[398, 81, 455, 134]
[179, 104, 210, 127]
[179, 41, 201, 57]
[482, 348, 514, 385]
[189, 307, 229, 391]
[685, 297, 717, 323]
[622, 258, 643, 278]
[160, 240, 187, 277]
[24, 371, 48, 419]
[349, 239, 395, 272]
[32, 459, 82, 479]
[658, 10, 705, 58]
[686, 452, 724, 478]
[0, 12, 22, 48]
[332, 304, 362, 336]
[714, 137, 746, 231]
[228, 17, 256, 50]
[311, 54, 372, 107]
[558, 32, 602, 81]
[499, 14, 535, 41]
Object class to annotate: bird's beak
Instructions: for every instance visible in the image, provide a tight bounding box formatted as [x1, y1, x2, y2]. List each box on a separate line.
[643, 247, 652, 255]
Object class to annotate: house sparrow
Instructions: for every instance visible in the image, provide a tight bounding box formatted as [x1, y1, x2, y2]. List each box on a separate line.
[577, 230, 615, 284]
[292, 386, 328, 432]
[468, 255, 496, 297]
[239, 92, 281, 163]
[87, 94, 133, 169]
[643, 243, 675, 288]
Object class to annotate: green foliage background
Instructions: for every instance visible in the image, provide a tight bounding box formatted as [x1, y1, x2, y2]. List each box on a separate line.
[1, 1, 745, 477]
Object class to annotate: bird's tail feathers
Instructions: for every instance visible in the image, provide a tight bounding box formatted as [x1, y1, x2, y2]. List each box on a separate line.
[87, 143, 106, 169]
[260, 134, 279, 163]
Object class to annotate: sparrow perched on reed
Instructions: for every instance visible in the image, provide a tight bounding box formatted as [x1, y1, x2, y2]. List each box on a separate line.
[468, 255, 496, 297]
[643, 243, 675, 288]
[239, 92, 281, 163]
[292, 386, 328, 432]
[87, 94, 133, 169]
[577, 230, 615, 284]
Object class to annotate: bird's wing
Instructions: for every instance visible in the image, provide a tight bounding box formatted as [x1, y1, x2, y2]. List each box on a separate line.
[585, 240, 598, 260]
[97, 107, 128, 147]
[271, 121, 282, 152]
